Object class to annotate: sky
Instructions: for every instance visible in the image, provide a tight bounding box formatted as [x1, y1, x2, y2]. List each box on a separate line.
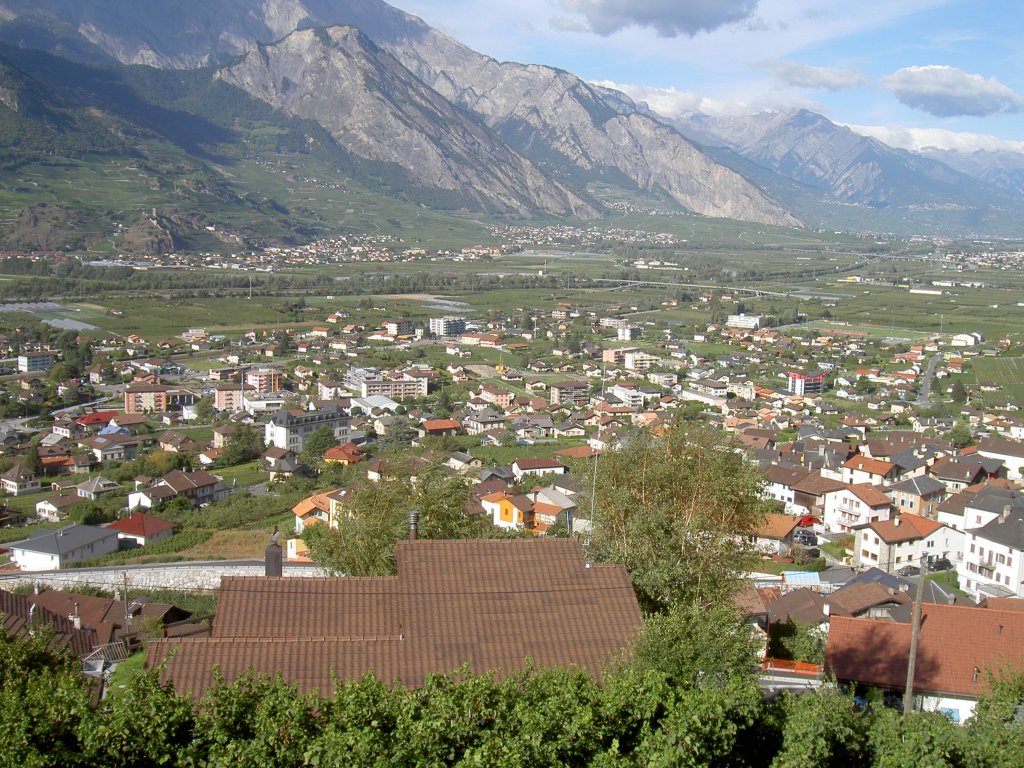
[404, 0, 1024, 152]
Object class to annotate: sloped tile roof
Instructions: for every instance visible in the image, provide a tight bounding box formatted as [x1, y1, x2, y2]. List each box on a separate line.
[826, 604, 1024, 698]
[148, 539, 641, 698]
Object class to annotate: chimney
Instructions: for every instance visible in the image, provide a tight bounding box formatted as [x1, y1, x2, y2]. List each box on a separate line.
[408, 509, 420, 541]
[264, 526, 282, 577]
[894, 517, 901, 527]
[823, 603, 830, 617]
[70, 602, 81, 630]
[1001, 505, 1012, 523]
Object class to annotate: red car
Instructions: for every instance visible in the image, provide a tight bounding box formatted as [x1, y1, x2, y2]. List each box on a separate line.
[797, 516, 820, 528]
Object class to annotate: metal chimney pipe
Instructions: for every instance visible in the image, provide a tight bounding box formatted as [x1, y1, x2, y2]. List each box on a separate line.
[408, 509, 420, 541]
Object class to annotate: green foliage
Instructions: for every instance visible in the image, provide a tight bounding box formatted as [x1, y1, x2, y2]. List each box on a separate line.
[949, 420, 974, 450]
[1, 621, 1022, 767]
[222, 424, 264, 465]
[770, 686, 869, 768]
[768, 619, 827, 665]
[581, 420, 770, 611]
[301, 425, 337, 462]
[629, 601, 761, 687]
[304, 462, 484, 575]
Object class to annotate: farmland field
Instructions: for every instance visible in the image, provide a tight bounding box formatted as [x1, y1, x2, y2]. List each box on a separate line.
[970, 357, 1024, 406]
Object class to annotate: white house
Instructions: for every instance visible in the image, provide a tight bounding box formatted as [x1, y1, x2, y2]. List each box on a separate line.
[823, 484, 893, 534]
[854, 514, 961, 573]
[6, 524, 119, 570]
[958, 505, 1024, 600]
[511, 457, 568, 482]
[976, 437, 1024, 481]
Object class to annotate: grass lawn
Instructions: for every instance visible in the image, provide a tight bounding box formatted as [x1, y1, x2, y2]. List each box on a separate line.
[105, 652, 147, 697]
[820, 536, 853, 561]
[214, 461, 265, 488]
[755, 558, 827, 575]
[925, 569, 967, 597]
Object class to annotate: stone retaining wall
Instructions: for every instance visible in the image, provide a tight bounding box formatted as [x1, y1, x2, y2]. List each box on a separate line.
[0, 561, 324, 592]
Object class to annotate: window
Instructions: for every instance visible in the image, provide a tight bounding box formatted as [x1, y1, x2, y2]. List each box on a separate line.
[997, 554, 1005, 565]
[976, 515, 982, 524]
[970, 543, 975, 553]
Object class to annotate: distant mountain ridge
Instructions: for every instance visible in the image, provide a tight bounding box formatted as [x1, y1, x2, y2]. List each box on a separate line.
[0, 0, 1021, 237]
[0, 0, 800, 227]
[670, 109, 1024, 235]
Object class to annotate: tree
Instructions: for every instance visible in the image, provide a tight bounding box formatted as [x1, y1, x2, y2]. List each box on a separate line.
[629, 600, 761, 686]
[768, 618, 827, 665]
[304, 463, 481, 576]
[23, 446, 42, 475]
[949, 420, 974, 450]
[951, 379, 968, 404]
[580, 420, 771, 611]
[303, 426, 338, 462]
[223, 424, 264, 465]
[193, 395, 215, 424]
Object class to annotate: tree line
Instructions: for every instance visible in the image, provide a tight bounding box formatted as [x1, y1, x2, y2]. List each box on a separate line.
[1, 625, 1021, 767]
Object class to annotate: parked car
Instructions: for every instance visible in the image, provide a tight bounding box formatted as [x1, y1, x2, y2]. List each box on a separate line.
[797, 515, 821, 528]
[793, 530, 817, 546]
[898, 565, 921, 577]
[929, 557, 954, 572]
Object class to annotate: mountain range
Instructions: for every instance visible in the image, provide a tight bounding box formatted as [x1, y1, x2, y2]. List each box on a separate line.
[0, 0, 1021, 251]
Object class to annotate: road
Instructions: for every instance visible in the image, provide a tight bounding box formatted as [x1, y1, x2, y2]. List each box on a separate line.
[916, 353, 942, 406]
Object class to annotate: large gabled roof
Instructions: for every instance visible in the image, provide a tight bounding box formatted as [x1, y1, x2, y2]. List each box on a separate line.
[826, 604, 1024, 699]
[148, 539, 641, 698]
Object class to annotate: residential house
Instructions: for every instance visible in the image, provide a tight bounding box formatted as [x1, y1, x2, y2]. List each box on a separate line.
[976, 437, 1024, 481]
[929, 458, 987, 493]
[6, 524, 119, 570]
[511, 457, 568, 482]
[750, 514, 800, 556]
[0, 463, 39, 496]
[823, 484, 893, 533]
[34, 493, 80, 522]
[323, 442, 365, 465]
[148, 539, 643, 698]
[417, 419, 463, 439]
[153, 470, 228, 507]
[854, 514, 961, 573]
[958, 503, 1024, 600]
[842, 455, 899, 486]
[75, 476, 123, 501]
[826, 604, 1024, 723]
[106, 511, 175, 547]
[886, 475, 947, 519]
[79, 434, 145, 464]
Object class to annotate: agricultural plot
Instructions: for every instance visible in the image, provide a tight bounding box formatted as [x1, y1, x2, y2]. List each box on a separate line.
[970, 357, 1024, 406]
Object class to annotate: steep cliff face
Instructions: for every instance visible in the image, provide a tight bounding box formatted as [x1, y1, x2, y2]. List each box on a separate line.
[370, 26, 801, 226]
[0, 0, 801, 226]
[216, 26, 598, 218]
[674, 110, 994, 210]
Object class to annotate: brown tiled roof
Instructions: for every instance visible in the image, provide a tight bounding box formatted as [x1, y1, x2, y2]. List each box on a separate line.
[148, 539, 641, 698]
[0, 590, 96, 657]
[792, 473, 847, 495]
[842, 456, 895, 475]
[826, 604, 1024, 698]
[827, 582, 911, 616]
[870, 513, 943, 544]
[754, 513, 800, 540]
[847, 483, 893, 508]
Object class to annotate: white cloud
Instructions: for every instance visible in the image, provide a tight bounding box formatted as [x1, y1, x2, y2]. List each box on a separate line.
[881, 65, 1024, 117]
[549, 16, 588, 33]
[590, 79, 823, 119]
[844, 123, 1024, 153]
[760, 60, 867, 91]
[557, 0, 758, 37]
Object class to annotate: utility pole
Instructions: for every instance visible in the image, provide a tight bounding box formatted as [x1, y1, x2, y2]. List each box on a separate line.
[122, 571, 132, 628]
[903, 556, 928, 714]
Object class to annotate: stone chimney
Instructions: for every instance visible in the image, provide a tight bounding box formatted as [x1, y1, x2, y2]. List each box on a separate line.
[264, 526, 282, 577]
